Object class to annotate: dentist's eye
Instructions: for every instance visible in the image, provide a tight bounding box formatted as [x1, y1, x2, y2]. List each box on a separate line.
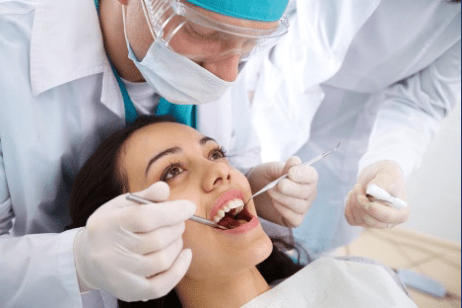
[209, 147, 226, 161]
[160, 162, 185, 181]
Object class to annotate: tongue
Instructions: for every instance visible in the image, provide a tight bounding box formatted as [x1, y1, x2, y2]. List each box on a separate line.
[217, 216, 242, 229]
[217, 207, 252, 229]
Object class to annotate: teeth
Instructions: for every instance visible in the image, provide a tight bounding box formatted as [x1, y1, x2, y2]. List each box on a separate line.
[212, 198, 245, 224]
[229, 199, 244, 209]
[235, 205, 244, 214]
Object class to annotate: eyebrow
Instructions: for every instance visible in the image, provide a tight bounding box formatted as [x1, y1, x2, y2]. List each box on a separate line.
[145, 147, 181, 176]
[144, 136, 217, 176]
[200, 136, 216, 145]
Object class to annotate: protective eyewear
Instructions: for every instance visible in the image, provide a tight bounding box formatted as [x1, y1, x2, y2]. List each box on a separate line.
[140, 0, 289, 62]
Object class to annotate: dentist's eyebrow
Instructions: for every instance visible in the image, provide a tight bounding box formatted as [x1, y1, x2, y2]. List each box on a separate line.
[145, 147, 182, 176]
[200, 136, 216, 145]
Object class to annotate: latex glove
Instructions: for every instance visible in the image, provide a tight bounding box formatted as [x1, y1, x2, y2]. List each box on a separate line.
[247, 156, 318, 228]
[74, 182, 196, 302]
[345, 160, 410, 229]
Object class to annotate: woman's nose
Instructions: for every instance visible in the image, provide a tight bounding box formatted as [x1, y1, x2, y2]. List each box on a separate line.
[202, 162, 232, 192]
[201, 54, 240, 82]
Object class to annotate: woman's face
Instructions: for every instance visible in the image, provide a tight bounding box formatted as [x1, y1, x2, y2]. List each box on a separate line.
[120, 122, 272, 280]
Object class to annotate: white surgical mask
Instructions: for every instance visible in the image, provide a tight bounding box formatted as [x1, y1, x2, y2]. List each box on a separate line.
[123, 14, 233, 105]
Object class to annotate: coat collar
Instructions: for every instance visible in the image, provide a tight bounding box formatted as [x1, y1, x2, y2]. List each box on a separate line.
[30, 0, 124, 115]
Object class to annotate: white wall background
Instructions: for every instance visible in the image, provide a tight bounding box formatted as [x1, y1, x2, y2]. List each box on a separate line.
[402, 102, 461, 243]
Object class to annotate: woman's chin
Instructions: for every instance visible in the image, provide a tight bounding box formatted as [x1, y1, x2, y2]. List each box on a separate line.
[250, 232, 273, 265]
[185, 230, 273, 281]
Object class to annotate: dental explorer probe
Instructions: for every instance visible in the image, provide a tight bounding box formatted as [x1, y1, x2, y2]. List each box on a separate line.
[126, 193, 229, 230]
[245, 142, 341, 205]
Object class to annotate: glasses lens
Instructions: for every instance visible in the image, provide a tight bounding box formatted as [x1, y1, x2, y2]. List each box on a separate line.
[143, 0, 288, 62]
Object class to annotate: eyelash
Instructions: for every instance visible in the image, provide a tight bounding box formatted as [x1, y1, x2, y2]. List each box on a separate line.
[160, 161, 184, 182]
[209, 146, 227, 160]
[159, 146, 227, 182]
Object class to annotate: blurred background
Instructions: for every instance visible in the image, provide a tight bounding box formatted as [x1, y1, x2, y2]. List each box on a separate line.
[403, 102, 461, 243]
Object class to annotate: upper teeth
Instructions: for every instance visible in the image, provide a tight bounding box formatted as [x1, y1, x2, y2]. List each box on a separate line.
[213, 199, 244, 223]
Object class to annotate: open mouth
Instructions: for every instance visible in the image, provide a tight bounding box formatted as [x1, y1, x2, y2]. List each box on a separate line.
[211, 198, 253, 230]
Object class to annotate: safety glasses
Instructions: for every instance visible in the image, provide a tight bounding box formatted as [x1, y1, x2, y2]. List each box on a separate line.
[140, 0, 289, 62]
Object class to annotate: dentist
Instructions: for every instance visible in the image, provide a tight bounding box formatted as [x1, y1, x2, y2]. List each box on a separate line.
[0, 0, 317, 307]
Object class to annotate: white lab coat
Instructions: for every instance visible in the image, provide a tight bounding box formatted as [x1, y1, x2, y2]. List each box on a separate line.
[241, 257, 417, 308]
[244, 0, 461, 252]
[0, 0, 260, 307]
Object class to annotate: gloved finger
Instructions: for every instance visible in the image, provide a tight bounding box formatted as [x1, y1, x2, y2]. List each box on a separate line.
[268, 188, 310, 215]
[130, 222, 186, 255]
[121, 200, 196, 232]
[368, 171, 405, 200]
[287, 165, 318, 184]
[137, 181, 171, 202]
[281, 156, 303, 174]
[344, 192, 355, 225]
[345, 189, 361, 225]
[362, 213, 388, 228]
[276, 178, 315, 200]
[345, 189, 369, 227]
[357, 194, 410, 224]
[134, 237, 184, 278]
[271, 200, 305, 227]
[350, 184, 389, 227]
[145, 248, 193, 299]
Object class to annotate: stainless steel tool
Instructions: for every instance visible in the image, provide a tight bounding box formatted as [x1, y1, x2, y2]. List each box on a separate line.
[246, 142, 341, 204]
[126, 193, 229, 230]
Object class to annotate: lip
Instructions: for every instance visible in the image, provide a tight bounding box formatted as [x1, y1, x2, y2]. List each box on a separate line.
[209, 189, 245, 219]
[209, 189, 259, 234]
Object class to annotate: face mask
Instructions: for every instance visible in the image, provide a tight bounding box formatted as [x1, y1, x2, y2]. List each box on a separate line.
[124, 27, 233, 105]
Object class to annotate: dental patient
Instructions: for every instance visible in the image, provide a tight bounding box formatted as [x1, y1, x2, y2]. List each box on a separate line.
[68, 116, 416, 308]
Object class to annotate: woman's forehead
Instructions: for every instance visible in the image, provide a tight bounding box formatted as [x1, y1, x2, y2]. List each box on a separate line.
[126, 122, 207, 152]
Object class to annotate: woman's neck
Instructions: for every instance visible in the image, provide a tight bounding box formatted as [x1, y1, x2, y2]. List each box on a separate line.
[175, 266, 270, 308]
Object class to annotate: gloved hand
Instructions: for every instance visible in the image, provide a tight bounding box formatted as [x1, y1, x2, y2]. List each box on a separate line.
[345, 160, 410, 228]
[73, 181, 196, 302]
[247, 156, 318, 228]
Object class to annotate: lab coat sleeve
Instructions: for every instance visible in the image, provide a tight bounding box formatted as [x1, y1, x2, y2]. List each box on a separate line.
[358, 41, 461, 178]
[0, 143, 84, 308]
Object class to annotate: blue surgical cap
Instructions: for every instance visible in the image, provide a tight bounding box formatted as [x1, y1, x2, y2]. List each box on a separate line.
[186, 0, 289, 22]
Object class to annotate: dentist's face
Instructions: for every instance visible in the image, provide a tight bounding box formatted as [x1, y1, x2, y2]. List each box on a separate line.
[120, 122, 272, 280]
[125, 1, 278, 82]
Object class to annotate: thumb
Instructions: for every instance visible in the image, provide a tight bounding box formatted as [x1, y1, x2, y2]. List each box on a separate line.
[367, 167, 405, 200]
[281, 156, 303, 175]
[137, 181, 170, 202]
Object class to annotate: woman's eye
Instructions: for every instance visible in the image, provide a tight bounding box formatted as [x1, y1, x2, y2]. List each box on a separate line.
[161, 164, 185, 181]
[209, 148, 226, 160]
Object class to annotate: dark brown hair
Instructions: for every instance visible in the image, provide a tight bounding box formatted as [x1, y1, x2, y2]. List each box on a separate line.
[68, 115, 306, 308]
[68, 115, 176, 229]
